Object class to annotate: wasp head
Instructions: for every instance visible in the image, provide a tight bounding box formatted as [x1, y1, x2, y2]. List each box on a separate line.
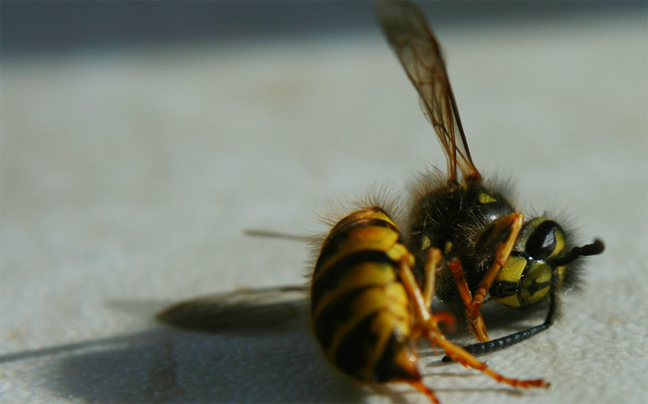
[489, 217, 604, 308]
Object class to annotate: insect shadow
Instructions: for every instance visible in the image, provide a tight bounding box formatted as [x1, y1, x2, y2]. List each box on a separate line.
[155, 285, 311, 335]
[1, 288, 542, 403]
[155, 286, 543, 397]
[1, 296, 363, 404]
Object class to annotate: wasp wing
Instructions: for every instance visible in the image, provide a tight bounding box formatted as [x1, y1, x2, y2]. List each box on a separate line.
[376, 0, 480, 182]
[157, 285, 309, 333]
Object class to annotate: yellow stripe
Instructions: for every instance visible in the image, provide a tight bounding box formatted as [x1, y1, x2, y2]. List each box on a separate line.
[313, 237, 414, 319]
[315, 226, 400, 278]
[330, 208, 396, 234]
[326, 283, 410, 361]
[313, 261, 396, 319]
[363, 309, 410, 381]
[386, 243, 414, 265]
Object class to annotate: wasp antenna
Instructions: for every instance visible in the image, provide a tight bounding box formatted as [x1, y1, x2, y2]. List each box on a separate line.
[581, 239, 605, 256]
[552, 239, 605, 266]
[243, 229, 310, 242]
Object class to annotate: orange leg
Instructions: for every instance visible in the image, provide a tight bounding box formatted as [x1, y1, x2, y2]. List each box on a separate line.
[448, 258, 489, 341]
[422, 248, 442, 308]
[469, 213, 524, 318]
[398, 256, 454, 401]
[450, 212, 524, 342]
[430, 333, 549, 390]
[409, 380, 441, 404]
[398, 257, 549, 400]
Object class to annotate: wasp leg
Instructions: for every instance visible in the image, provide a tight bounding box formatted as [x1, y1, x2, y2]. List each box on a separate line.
[422, 247, 442, 308]
[432, 335, 549, 390]
[398, 259, 549, 392]
[403, 249, 455, 333]
[409, 380, 441, 404]
[443, 291, 558, 362]
[447, 257, 489, 341]
[471, 213, 524, 317]
[450, 212, 524, 342]
[396, 255, 451, 402]
[417, 248, 455, 348]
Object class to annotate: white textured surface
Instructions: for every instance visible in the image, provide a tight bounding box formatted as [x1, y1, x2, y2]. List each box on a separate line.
[2, 13, 647, 404]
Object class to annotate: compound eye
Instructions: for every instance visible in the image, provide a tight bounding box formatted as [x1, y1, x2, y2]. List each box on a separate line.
[525, 220, 562, 260]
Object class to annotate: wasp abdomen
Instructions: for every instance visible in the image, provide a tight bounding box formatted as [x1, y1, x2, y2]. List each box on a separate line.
[311, 207, 420, 383]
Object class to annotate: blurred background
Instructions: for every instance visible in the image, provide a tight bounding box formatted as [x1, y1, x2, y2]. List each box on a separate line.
[3, 1, 644, 56]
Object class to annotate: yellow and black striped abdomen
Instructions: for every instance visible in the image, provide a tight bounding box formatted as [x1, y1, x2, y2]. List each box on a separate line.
[311, 207, 420, 384]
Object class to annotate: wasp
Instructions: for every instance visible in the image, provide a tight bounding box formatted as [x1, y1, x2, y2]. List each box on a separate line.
[159, 0, 604, 402]
[311, 0, 604, 400]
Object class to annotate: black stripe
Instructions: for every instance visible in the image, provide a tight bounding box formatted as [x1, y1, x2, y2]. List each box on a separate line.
[318, 294, 419, 383]
[528, 279, 551, 296]
[314, 217, 401, 276]
[333, 311, 380, 382]
[373, 333, 418, 383]
[311, 250, 396, 312]
[313, 286, 375, 351]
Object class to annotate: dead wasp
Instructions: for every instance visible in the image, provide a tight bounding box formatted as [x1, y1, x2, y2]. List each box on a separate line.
[160, 0, 604, 402]
[312, 0, 604, 400]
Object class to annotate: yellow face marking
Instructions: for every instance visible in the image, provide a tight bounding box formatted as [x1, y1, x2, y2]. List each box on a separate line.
[521, 262, 552, 304]
[495, 294, 521, 307]
[497, 256, 526, 283]
[492, 256, 526, 307]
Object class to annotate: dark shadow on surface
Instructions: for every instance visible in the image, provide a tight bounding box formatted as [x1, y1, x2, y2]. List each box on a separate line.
[0, 297, 364, 404]
[154, 286, 309, 335]
[40, 327, 365, 403]
[0, 293, 553, 403]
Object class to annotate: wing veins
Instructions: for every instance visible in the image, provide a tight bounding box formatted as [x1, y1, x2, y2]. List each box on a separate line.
[376, 0, 481, 182]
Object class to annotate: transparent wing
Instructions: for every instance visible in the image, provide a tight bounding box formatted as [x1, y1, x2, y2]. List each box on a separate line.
[376, 0, 481, 182]
[157, 285, 309, 333]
